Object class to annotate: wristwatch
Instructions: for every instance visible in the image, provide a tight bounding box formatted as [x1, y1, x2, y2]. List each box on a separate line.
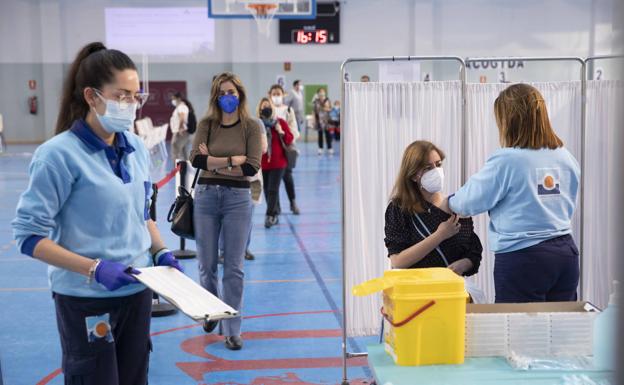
[227, 156, 233, 171]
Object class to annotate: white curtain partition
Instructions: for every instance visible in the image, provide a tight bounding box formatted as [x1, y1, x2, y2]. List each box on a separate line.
[584, 80, 624, 308]
[344, 81, 463, 337]
[465, 82, 583, 304]
[344, 80, 591, 337]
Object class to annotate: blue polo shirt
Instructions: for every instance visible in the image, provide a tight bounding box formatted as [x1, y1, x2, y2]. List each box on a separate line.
[449, 147, 580, 253]
[12, 120, 153, 298]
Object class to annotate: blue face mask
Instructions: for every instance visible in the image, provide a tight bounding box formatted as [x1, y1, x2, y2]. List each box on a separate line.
[95, 94, 137, 134]
[218, 94, 240, 114]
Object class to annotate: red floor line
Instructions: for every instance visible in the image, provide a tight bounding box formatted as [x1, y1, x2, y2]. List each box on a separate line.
[37, 310, 341, 384]
[35, 369, 62, 385]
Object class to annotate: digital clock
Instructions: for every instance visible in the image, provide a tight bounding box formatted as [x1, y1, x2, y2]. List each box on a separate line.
[279, 2, 340, 44]
[294, 29, 329, 44]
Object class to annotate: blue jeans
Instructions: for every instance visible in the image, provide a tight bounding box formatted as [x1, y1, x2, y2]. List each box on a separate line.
[494, 234, 579, 303]
[193, 184, 252, 336]
[219, 205, 255, 252]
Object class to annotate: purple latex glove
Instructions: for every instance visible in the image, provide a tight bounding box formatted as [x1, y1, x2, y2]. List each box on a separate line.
[156, 251, 184, 272]
[94, 260, 141, 291]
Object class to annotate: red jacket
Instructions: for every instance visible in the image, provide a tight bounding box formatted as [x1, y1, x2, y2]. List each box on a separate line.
[261, 118, 294, 170]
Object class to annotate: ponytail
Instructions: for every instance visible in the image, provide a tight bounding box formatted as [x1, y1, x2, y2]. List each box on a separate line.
[55, 42, 137, 135]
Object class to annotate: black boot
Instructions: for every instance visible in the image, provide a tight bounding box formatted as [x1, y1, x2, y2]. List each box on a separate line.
[224, 335, 243, 350]
[290, 200, 300, 215]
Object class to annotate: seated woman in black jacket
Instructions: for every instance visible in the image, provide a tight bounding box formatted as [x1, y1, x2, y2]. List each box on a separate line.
[385, 141, 482, 276]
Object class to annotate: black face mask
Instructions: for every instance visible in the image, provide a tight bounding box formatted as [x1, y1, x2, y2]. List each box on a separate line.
[260, 107, 273, 119]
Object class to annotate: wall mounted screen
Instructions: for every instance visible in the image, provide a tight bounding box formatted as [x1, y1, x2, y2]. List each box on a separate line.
[105, 7, 215, 55]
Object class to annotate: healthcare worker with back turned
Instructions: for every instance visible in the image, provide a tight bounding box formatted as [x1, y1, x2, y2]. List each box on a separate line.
[442, 83, 580, 303]
[11, 42, 182, 385]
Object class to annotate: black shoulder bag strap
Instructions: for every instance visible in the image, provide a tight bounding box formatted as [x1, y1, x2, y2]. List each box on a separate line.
[410, 213, 450, 266]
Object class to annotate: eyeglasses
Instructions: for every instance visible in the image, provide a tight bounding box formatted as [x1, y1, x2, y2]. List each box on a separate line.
[94, 88, 150, 109]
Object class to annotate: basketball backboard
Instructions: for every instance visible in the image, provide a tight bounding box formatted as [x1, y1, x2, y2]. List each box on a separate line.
[208, 0, 316, 19]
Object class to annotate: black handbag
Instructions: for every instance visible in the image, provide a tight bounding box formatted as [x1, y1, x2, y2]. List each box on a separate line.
[279, 135, 299, 169]
[167, 169, 200, 240]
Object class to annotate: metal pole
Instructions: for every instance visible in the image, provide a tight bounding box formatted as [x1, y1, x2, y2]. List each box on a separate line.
[339, 56, 466, 385]
[580, 60, 587, 300]
[173, 160, 196, 260]
[340, 58, 349, 385]
[149, 182, 178, 317]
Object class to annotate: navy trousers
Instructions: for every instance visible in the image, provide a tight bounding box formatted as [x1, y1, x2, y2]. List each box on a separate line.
[53, 289, 152, 385]
[494, 235, 580, 303]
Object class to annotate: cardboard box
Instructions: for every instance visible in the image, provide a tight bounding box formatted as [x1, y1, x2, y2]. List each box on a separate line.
[467, 301, 600, 314]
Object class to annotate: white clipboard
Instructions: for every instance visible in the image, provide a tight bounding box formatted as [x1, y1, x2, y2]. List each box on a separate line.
[133, 266, 238, 322]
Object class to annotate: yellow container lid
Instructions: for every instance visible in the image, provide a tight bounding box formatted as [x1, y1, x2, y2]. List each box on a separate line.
[353, 268, 465, 298]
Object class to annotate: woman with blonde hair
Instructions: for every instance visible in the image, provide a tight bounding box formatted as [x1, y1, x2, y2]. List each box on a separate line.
[384, 141, 482, 275]
[443, 83, 581, 303]
[190, 72, 263, 350]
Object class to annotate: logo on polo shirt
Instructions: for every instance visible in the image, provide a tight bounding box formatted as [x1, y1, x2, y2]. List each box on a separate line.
[536, 168, 561, 196]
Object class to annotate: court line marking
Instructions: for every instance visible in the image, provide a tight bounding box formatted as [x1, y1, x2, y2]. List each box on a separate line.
[284, 215, 371, 378]
[37, 310, 361, 385]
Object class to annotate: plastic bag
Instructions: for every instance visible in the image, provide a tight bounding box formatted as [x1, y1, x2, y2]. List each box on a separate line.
[507, 351, 594, 371]
[560, 375, 612, 385]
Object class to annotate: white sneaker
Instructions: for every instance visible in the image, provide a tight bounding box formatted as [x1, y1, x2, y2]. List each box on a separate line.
[317, 148, 324, 155]
[328, 148, 334, 155]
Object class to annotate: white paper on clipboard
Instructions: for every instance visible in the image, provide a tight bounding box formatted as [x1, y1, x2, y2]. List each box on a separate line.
[134, 266, 238, 322]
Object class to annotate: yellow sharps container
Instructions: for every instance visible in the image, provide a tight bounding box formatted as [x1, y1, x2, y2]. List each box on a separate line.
[353, 268, 468, 366]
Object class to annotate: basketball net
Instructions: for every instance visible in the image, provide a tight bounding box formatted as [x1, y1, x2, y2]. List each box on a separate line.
[246, 3, 278, 38]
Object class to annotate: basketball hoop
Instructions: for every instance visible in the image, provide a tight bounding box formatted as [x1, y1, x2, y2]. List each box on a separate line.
[245, 2, 279, 37]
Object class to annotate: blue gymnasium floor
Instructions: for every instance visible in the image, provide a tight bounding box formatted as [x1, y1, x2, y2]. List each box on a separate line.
[0, 142, 374, 385]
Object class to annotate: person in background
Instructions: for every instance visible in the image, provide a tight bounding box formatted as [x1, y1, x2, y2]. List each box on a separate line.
[313, 88, 333, 155]
[170, 92, 193, 163]
[11, 42, 182, 385]
[329, 99, 341, 141]
[218, 117, 268, 262]
[442, 83, 581, 303]
[288, 80, 306, 141]
[245, 119, 268, 256]
[0, 112, 5, 152]
[384, 141, 482, 276]
[269, 84, 300, 215]
[360, 75, 371, 82]
[190, 72, 263, 350]
[257, 97, 294, 228]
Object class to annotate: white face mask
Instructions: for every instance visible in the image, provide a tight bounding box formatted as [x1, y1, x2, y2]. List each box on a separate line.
[420, 167, 444, 193]
[171, 99, 178, 107]
[271, 95, 283, 106]
[95, 94, 137, 134]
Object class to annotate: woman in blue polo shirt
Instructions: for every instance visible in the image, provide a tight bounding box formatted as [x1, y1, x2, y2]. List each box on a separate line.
[11, 42, 181, 385]
[443, 83, 580, 303]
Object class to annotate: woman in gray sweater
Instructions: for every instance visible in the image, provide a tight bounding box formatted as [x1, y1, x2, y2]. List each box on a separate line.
[190, 72, 263, 351]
